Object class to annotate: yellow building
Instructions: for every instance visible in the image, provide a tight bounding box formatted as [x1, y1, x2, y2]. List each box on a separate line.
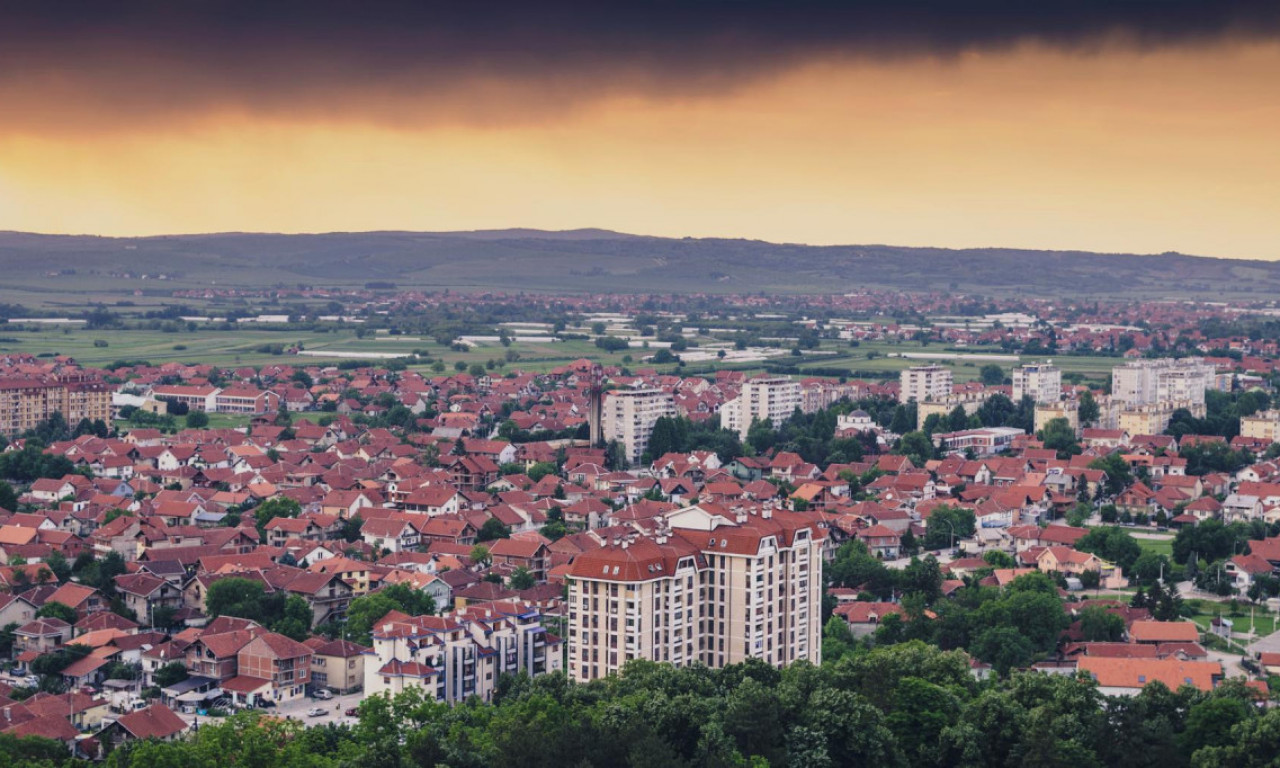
[0, 373, 111, 437]
[1034, 400, 1079, 435]
[1241, 410, 1280, 444]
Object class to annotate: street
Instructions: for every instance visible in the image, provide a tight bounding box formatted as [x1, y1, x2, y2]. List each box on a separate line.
[179, 690, 366, 731]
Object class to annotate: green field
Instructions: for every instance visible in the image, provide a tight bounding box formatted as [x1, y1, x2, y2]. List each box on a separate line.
[1135, 537, 1175, 558]
[0, 324, 1129, 386]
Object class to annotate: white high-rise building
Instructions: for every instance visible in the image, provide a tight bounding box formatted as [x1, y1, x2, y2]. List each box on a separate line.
[602, 388, 676, 465]
[1012, 362, 1062, 404]
[899, 365, 953, 404]
[1111, 358, 1215, 408]
[720, 376, 802, 439]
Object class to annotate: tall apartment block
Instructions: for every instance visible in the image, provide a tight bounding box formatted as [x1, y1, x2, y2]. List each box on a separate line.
[565, 505, 824, 682]
[1111, 358, 1215, 407]
[0, 373, 112, 437]
[1012, 362, 1062, 404]
[719, 376, 802, 439]
[899, 364, 953, 404]
[602, 388, 677, 465]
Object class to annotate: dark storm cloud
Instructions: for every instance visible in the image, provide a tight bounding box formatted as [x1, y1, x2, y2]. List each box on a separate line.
[2, 1, 1278, 127]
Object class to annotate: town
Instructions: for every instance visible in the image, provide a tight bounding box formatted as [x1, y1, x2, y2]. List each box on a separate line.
[3, 288, 1280, 765]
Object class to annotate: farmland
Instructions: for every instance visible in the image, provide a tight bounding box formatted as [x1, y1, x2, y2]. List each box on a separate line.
[0, 321, 1128, 389]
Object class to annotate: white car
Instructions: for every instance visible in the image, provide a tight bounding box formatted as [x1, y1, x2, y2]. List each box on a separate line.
[313, 689, 333, 700]
[306, 707, 328, 717]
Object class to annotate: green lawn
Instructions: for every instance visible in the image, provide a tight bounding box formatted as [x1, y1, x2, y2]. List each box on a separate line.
[1135, 538, 1175, 558]
[1186, 598, 1280, 638]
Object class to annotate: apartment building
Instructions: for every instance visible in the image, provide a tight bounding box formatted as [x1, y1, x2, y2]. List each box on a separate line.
[899, 365, 952, 404]
[602, 388, 676, 465]
[1012, 362, 1062, 404]
[363, 599, 560, 702]
[1034, 400, 1080, 434]
[564, 504, 824, 682]
[720, 376, 803, 439]
[1241, 410, 1280, 444]
[1111, 358, 1215, 408]
[0, 373, 111, 437]
[1118, 401, 1203, 436]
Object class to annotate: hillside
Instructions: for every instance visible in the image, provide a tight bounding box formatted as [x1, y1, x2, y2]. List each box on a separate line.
[0, 229, 1276, 298]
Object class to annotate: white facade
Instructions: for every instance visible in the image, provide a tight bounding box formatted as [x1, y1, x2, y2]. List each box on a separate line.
[720, 376, 802, 439]
[1112, 358, 1214, 408]
[1012, 362, 1062, 404]
[899, 365, 953, 404]
[602, 389, 677, 465]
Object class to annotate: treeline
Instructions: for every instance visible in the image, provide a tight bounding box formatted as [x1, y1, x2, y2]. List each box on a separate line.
[4, 644, 1271, 768]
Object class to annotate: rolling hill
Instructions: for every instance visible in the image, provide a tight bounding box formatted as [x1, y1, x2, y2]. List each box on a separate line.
[0, 229, 1275, 299]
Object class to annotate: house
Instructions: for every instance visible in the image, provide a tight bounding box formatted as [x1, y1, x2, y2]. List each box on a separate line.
[487, 536, 551, 582]
[1077, 657, 1221, 695]
[0, 593, 38, 629]
[306, 638, 368, 694]
[231, 632, 313, 703]
[13, 617, 72, 655]
[361, 517, 421, 554]
[1226, 553, 1275, 590]
[101, 703, 188, 746]
[42, 582, 105, 619]
[113, 572, 184, 627]
[855, 525, 902, 559]
[1129, 620, 1201, 645]
[833, 601, 904, 637]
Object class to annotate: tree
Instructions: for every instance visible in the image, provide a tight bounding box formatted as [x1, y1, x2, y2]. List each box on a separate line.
[897, 431, 934, 468]
[508, 567, 535, 591]
[251, 496, 302, 536]
[151, 604, 178, 631]
[980, 364, 1005, 386]
[344, 583, 436, 644]
[35, 601, 77, 624]
[206, 578, 271, 622]
[477, 517, 511, 542]
[153, 661, 189, 687]
[1075, 527, 1143, 572]
[469, 544, 491, 566]
[1078, 390, 1100, 427]
[185, 411, 210, 429]
[0, 481, 16, 511]
[1089, 453, 1134, 497]
[923, 505, 976, 551]
[1079, 605, 1125, 641]
[972, 626, 1035, 675]
[1037, 417, 1080, 458]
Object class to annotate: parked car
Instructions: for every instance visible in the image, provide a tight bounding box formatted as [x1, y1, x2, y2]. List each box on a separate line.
[306, 707, 327, 717]
[344, 707, 359, 717]
[313, 689, 333, 700]
[22, 676, 39, 687]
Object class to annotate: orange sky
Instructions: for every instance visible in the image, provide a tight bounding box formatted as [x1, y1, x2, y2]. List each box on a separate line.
[2, 40, 1278, 259]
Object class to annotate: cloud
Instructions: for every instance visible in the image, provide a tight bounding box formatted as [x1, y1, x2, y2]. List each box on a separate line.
[2, 1, 1278, 131]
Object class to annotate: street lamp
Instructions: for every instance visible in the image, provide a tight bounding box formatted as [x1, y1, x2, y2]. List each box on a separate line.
[937, 518, 957, 553]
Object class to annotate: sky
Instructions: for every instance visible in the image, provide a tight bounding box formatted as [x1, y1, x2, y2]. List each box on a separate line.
[2, 1, 1279, 259]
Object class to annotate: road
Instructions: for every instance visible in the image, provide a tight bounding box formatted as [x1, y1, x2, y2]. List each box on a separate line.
[179, 690, 366, 731]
